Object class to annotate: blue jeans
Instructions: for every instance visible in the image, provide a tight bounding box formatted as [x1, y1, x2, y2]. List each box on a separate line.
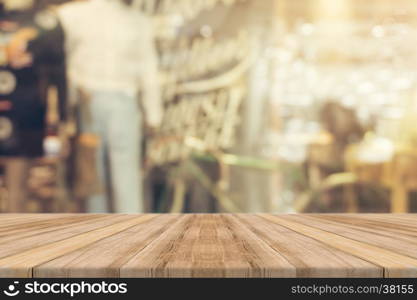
[80, 90, 143, 213]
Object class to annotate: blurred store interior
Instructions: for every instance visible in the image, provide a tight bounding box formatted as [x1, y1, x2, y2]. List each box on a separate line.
[1, 0, 417, 213]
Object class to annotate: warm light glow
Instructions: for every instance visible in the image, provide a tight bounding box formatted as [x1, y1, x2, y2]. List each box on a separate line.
[313, 0, 353, 22]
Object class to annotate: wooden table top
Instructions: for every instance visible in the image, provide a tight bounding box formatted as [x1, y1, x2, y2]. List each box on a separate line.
[0, 214, 416, 278]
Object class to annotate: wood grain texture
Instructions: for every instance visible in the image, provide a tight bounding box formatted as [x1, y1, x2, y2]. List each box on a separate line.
[234, 214, 381, 277]
[120, 215, 296, 278]
[261, 214, 417, 278]
[0, 215, 156, 277]
[0, 214, 415, 278]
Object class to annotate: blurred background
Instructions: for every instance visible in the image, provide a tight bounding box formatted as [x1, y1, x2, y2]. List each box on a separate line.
[1, 0, 417, 213]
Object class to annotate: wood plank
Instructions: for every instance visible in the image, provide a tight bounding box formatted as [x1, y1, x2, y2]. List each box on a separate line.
[260, 214, 417, 277]
[312, 214, 417, 238]
[0, 214, 106, 238]
[0, 215, 157, 278]
[0, 215, 134, 260]
[329, 214, 417, 232]
[120, 214, 296, 278]
[0, 214, 416, 278]
[234, 214, 382, 277]
[282, 215, 417, 260]
[34, 215, 181, 278]
[0, 214, 75, 229]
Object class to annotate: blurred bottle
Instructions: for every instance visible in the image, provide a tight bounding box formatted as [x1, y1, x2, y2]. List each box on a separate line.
[44, 86, 61, 157]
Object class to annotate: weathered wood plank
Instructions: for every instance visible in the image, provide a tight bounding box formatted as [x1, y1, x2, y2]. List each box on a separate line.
[234, 214, 382, 277]
[0, 214, 415, 278]
[0, 214, 106, 239]
[0, 215, 157, 277]
[120, 214, 296, 278]
[0, 215, 134, 260]
[34, 215, 181, 278]
[0, 214, 76, 229]
[261, 214, 417, 278]
[283, 215, 417, 260]
[321, 214, 417, 234]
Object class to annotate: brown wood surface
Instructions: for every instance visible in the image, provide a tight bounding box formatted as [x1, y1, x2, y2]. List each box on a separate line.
[0, 214, 416, 278]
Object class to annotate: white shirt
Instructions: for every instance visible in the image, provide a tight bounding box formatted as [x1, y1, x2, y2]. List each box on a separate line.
[58, 0, 163, 126]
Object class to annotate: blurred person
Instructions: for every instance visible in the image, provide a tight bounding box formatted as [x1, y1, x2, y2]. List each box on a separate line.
[58, 0, 163, 213]
[0, 0, 67, 212]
